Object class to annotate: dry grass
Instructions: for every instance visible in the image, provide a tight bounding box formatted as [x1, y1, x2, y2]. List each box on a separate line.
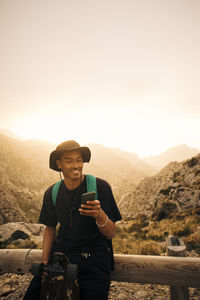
[113, 209, 200, 256]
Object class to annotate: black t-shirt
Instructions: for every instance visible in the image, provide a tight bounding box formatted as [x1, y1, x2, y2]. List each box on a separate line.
[39, 176, 122, 252]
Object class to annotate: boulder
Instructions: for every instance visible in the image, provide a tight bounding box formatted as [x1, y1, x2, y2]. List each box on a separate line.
[0, 222, 45, 249]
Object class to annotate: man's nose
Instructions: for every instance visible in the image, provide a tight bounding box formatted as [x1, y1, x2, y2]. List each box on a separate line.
[72, 161, 80, 168]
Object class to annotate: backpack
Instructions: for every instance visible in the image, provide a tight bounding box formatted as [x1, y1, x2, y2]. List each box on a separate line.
[51, 174, 114, 270]
[52, 174, 98, 206]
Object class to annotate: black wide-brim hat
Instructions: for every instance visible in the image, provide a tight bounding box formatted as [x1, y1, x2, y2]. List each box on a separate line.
[49, 140, 91, 171]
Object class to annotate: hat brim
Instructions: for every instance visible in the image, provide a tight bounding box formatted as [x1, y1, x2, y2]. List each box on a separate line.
[49, 146, 91, 171]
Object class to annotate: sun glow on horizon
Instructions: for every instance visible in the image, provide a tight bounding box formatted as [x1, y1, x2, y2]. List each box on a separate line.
[9, 104, 200, 158]
[1, 0, 200, 159]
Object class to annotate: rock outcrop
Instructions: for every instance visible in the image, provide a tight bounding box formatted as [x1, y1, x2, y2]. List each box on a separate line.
[0, 222, 45, 249]
[119, 154, 200, 220]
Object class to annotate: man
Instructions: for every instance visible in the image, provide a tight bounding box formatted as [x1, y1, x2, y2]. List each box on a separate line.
[24, 140, 121, 300]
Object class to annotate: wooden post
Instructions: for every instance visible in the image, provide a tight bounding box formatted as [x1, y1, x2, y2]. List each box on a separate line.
[166, 236, 189, 300]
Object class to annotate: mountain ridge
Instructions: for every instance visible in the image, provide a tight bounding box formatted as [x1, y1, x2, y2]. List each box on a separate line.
[143, 144, 199, 170]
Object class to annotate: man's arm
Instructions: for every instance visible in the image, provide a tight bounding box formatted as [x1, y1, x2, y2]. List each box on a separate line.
[42, 226, 56, 265]
[95, 207, 116, 239]
[79, 200, 116, 239]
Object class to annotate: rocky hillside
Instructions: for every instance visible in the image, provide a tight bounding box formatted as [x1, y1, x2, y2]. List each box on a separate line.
[119, 154, 200, 220]
[0, 134, 59, 224]
[113, 154, 200, 257]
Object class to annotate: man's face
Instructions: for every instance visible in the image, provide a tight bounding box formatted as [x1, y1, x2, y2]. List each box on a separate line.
[56, 150, 84, 181]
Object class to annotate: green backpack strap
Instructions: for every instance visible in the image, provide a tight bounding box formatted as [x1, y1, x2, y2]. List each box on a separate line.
[86, 174, 98, 200]
[51, 175, 98, 206]
[52, 180, 62, 206]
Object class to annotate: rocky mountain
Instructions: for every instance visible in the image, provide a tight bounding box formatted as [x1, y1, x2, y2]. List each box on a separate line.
[119, 154, 200, 220]
[0, 134, 58, 224]
[113, 154, 200, 258]
[0, 134, 154, 224]
[143, 144, 199, 170]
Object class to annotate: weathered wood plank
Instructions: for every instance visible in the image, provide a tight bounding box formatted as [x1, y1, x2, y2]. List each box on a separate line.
[1, 249, 200, 288]
[111, 254, 200, 287]
[0, 249, 42, 274]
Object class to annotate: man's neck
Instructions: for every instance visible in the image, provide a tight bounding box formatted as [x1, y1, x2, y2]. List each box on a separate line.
[64, 174, 84, 190]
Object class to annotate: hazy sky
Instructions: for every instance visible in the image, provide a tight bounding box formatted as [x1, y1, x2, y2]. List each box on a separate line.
[1, 0, 200, 156]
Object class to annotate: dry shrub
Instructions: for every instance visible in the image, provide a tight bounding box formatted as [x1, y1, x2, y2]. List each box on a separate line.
[146, 229, 165, 242]
[138, 240, 164, 255]
[184, 231, 200, 253]
[171, 222, 194, 237]
[113, 238, 164, 255]
[127, 215, 149, 232]
[113, 209, 200, 256]
[151, 200, 177, 221]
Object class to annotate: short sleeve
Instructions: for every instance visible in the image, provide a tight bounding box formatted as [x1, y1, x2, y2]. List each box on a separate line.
[39, 186, 58, 227]
[97, 178, 122, 223]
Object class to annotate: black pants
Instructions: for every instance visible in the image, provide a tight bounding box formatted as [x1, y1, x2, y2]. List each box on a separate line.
[70, 250, 110, 300]
[23, 248, 110, 300]
[23, 276, 41, 300]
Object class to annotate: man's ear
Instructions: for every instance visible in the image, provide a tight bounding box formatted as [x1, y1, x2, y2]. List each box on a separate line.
[56, 160, 62, 171]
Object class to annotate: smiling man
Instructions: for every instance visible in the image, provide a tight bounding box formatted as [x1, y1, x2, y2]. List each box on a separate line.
[23, 140, 122, 300]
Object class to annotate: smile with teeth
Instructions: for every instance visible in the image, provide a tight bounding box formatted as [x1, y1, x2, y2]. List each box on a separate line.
[72, 170, 81, 175]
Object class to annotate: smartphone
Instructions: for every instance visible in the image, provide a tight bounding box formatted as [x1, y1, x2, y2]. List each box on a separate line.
[81, 191, 96, 205]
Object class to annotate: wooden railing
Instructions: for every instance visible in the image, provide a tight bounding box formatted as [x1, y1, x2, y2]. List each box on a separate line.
[0, 237, 200, 299]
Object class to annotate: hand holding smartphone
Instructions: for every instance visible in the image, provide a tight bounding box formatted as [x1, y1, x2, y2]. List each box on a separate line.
[79, 191, 99, 216]
[81, 191, 96, 205]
